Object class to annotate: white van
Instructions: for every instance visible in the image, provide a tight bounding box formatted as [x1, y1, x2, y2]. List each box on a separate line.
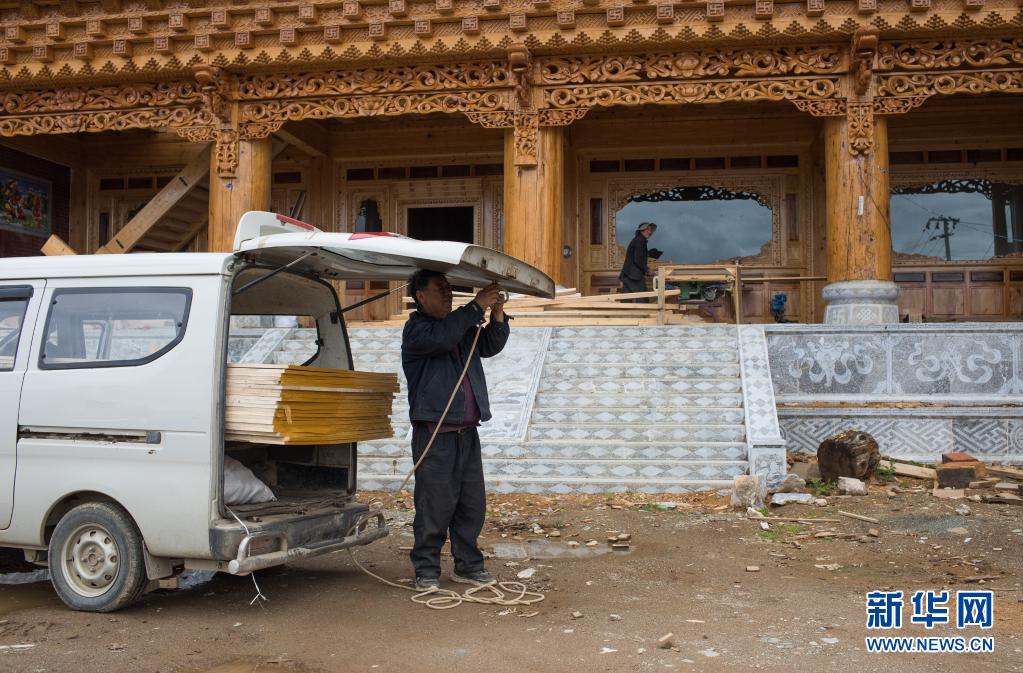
[0, 211, 553, 612]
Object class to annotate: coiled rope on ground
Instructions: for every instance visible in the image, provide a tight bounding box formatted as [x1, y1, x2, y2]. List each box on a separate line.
[347, 549, 545, 610]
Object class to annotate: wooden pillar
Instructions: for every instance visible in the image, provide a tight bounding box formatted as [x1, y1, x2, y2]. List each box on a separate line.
[208, 137, 272, 252]
[822, 113, 899, 323]
[503, 126, 564, 284]
[824, 114, 891, 284]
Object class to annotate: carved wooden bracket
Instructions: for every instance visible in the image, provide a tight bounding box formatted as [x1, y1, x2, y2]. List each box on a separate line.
[174, 120, 282, 178]
[871, 96, 928, 114]
[173, 67, 287, 178]
[513, 111, 538, 165]
[464, 108, 587, 166]
[193, 64, 233, 126]
[850, 27, 879, 98]
[792, 95, 927, 156]
[463, 111, 516, 128]
[790, 99, 848, 116]
[845, 101, 874, 155]
[507, 43, 533, 111]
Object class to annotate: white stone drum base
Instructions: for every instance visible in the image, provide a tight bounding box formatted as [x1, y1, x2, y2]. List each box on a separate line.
[822, 280, 900, 325]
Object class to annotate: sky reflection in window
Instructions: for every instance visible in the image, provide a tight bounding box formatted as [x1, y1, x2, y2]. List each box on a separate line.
[615, 188, 773, 265]
[891, 181, 1022, 261]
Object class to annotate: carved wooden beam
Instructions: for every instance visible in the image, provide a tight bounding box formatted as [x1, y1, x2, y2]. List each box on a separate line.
[878, 70, 1023, 97]
[1, 19, 1020, 88]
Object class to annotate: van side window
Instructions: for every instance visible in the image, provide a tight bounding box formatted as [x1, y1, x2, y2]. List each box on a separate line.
[40, 288, 191, 369]
[0, 295, 29, 371]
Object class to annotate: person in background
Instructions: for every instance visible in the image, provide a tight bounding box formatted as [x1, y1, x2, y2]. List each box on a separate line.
[619, 222, 658, 300]
[401, 270, 508, 591]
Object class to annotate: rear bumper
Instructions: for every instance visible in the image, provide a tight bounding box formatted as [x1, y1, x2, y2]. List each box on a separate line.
[210, 501, 388, 574]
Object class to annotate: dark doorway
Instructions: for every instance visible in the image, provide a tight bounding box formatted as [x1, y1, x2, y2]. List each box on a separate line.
[407, 206, 474, 243]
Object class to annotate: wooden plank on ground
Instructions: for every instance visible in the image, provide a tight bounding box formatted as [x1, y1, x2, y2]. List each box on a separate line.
[880, 459, 936, 480]
[986, 465, 1023, 481]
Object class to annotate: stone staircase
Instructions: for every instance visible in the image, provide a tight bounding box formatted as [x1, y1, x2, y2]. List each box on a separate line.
[350, 325, 753, 494]
[229, 326, 319, 365]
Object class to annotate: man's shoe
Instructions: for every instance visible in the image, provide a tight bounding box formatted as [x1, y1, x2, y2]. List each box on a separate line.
[414, 576, 441, 591]
[451, 569, 496, 586]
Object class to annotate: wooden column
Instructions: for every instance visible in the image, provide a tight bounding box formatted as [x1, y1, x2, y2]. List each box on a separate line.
[208, 137, 272, 252]
[503, 126, 564, 284]
[822, 112, 899, 323]
[824, 114, 891, 284]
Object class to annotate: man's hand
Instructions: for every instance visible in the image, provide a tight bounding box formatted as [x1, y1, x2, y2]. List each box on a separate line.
[474, 283, 502, 310]
[491, 294, 506, 322]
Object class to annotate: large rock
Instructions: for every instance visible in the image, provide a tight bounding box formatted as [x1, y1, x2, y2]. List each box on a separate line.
[817, 430, 881, 481]
[730, 475, 766, 509]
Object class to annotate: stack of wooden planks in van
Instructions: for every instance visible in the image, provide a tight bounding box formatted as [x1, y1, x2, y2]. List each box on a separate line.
[225, 364, 399, 445]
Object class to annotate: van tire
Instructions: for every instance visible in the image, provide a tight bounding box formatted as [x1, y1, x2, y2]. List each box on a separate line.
[48, 503, 148, 612]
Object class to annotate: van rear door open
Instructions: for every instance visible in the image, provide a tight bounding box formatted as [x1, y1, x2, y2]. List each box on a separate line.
[232, 212, 555, 299]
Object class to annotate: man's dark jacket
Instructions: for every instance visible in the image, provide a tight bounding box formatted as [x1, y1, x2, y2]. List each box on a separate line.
[401, 301, 509, 424]
[619, 232, 649, 282]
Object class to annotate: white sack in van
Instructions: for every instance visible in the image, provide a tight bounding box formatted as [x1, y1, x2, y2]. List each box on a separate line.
[224, 456, 276, 505]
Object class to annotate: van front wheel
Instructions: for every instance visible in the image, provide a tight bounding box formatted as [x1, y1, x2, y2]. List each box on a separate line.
[48, 503, 148, 612]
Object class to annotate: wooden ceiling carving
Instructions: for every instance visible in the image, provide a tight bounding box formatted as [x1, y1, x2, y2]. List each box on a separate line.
[0, 1, 1021, 85]
[0, 16, 1020, 172]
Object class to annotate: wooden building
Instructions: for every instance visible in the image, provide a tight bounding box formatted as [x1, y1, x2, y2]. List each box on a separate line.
[0, 0, 1021, 322]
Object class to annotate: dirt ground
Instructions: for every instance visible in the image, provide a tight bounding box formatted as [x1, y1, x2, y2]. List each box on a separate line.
[0, 483, 1021, 673]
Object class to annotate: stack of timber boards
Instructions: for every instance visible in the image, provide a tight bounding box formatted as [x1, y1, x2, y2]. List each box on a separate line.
[225, 364, 399, 444]
[365, 288, 700, 327]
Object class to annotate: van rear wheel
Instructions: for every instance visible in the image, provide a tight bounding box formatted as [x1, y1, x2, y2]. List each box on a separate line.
[48, 503, 148, 612]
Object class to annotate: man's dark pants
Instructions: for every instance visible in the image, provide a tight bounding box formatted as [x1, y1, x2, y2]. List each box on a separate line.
[620, 276, 647, 302]
[410, 425, 486, 579]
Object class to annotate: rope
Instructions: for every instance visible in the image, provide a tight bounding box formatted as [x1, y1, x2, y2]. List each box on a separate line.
[226, 506, 269, 607]
[347, 548, 545, 611]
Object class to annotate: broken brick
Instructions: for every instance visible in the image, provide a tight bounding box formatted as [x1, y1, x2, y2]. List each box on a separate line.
[936, 464, 977, 489]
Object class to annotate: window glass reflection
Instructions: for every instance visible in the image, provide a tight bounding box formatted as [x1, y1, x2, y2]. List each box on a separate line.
[615, 187, 773, 264]
[891, 180, 1023, 261]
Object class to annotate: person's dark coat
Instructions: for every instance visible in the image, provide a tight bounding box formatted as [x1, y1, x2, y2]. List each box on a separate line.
[619, 231, 650, 282]
[401, 301, 509, 425]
